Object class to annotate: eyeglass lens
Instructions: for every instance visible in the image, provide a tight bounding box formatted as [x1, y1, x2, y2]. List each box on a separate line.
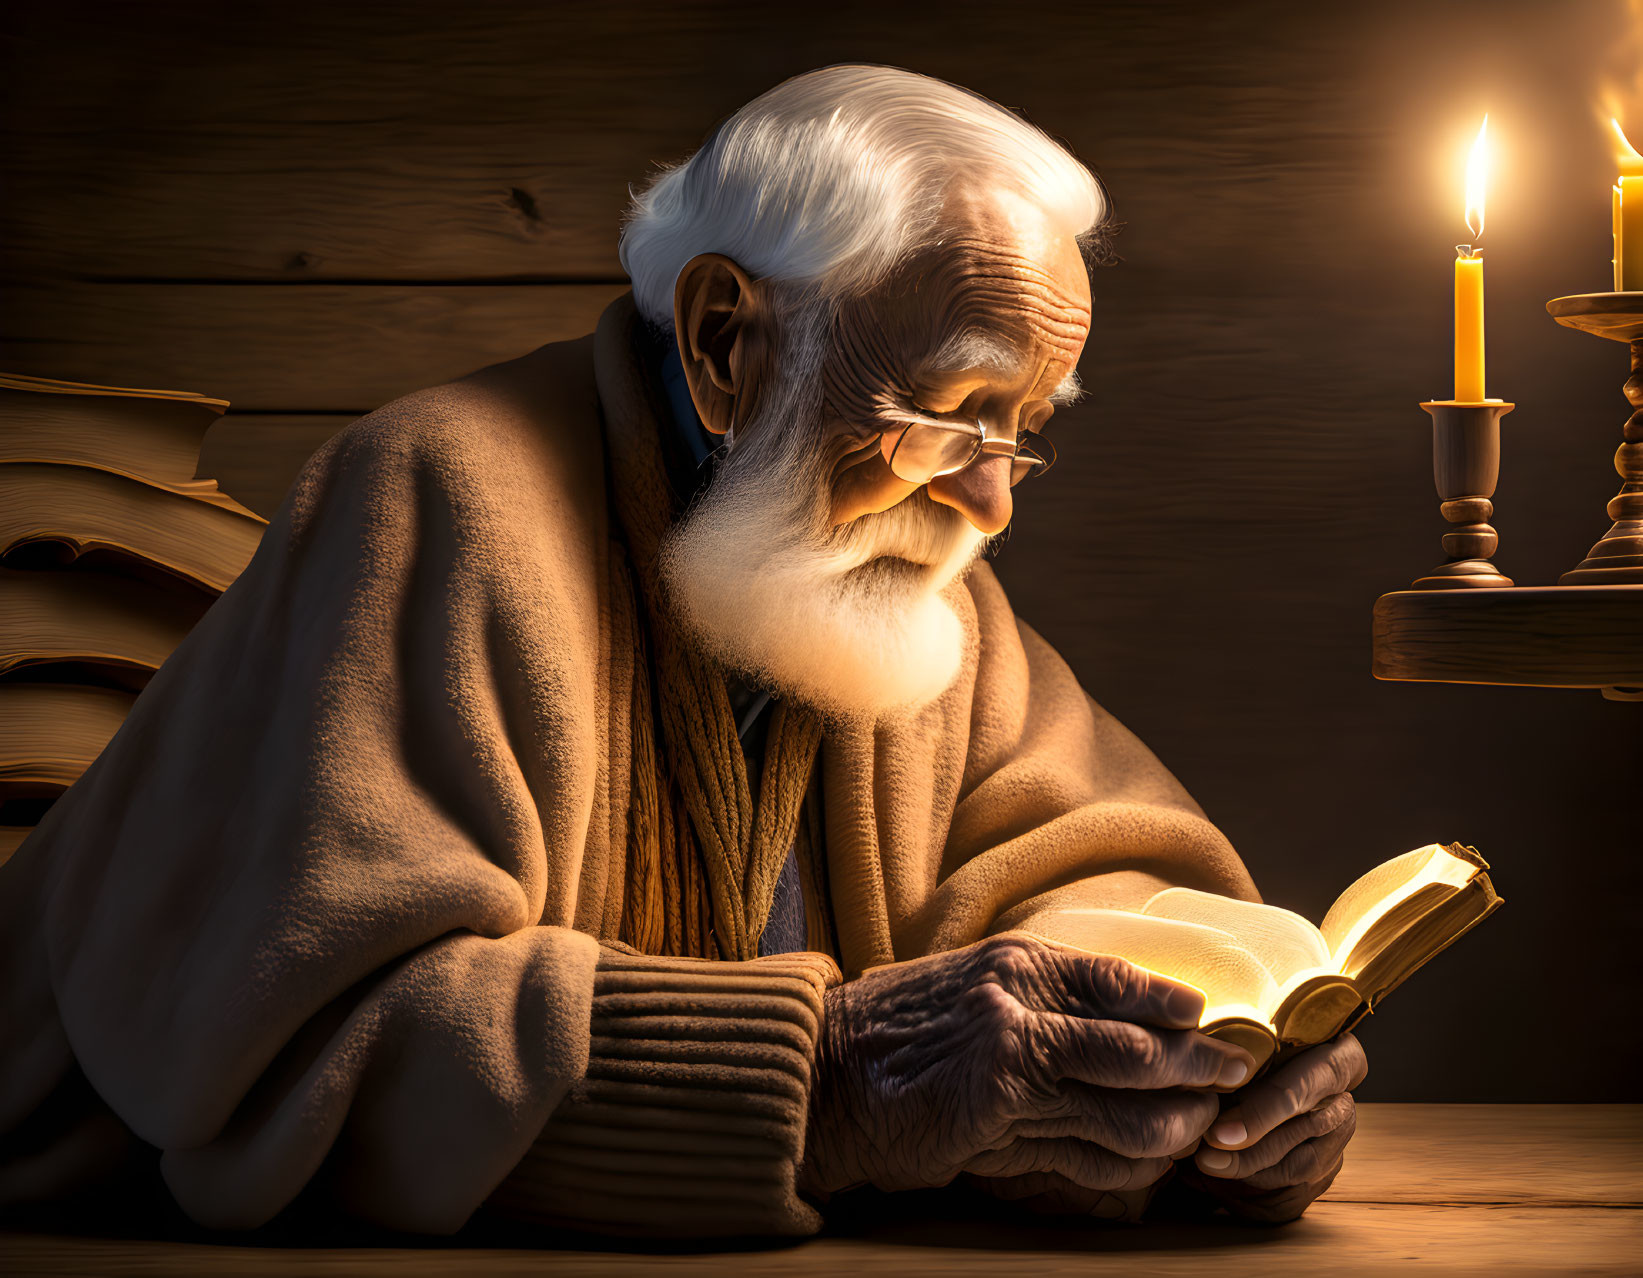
[888, 423, 1054, 487]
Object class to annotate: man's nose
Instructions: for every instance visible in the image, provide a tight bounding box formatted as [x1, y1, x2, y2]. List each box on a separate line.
[927, 454, 1013, 534]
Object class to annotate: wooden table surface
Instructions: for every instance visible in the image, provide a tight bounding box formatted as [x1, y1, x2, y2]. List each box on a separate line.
[2, 1105, 1638, 1276]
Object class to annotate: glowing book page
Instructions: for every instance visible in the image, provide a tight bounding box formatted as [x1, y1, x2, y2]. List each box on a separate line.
[1025, 908, 1280, 1026]
[1320, 844, 1476, 970]
[1140, 888, 1333, 987]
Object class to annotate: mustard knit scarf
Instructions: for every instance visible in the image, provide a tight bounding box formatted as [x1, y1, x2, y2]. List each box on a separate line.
[604, 333, 822, 962]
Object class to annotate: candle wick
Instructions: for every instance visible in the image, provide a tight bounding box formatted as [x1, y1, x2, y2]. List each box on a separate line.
[1455, 244, 1481, 260]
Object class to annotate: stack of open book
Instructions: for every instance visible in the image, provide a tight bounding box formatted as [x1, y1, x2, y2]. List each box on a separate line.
[1027, 842, 1502, 1069]
[0, 373, 265, 864]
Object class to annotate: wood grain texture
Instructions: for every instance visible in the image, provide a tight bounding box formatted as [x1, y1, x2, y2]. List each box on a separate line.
[1, 1106, 1637, 1275]
[1336, 1103, 1643, 1206]
[1547, 293, 1643, 343]
[0, 1, 1349, 282]
[1, 0, 1640, 1105]
[0, 285, 625, 412]
[3, 1215, 1639, 1277]
[196, 415, 358, 518]
[1373, 586, 1643, 686]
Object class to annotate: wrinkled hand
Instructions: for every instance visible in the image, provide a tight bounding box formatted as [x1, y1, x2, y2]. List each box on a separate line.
[799, 933, 1256, 1210]
[1180, 1033, 1368, 1222]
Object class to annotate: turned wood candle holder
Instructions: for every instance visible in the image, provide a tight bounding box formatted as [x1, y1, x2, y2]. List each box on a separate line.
[1409, 400, 1515, 590]
[1545, 293, 1643, 584]
[1375, 302, 1643, 698]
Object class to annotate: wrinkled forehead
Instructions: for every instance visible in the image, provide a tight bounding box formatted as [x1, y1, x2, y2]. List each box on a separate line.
[895, 231, 1092, 390]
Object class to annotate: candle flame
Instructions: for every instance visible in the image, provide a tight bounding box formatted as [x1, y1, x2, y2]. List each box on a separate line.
[1464, 115, 1489, 242]
[1612, 117, 1643, 175]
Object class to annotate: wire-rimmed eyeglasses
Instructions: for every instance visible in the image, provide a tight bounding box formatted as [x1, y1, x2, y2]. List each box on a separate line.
[884, 416, 1057, 487]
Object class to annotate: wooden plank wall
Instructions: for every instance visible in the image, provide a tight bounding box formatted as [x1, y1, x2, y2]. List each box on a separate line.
[3, 0, 1638, 1102]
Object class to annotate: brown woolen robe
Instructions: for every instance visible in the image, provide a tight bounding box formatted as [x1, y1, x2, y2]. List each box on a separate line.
[0, 294, 1257, 1238]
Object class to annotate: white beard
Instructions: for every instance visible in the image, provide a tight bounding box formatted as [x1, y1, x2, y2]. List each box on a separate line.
[657, 325, 993, 725]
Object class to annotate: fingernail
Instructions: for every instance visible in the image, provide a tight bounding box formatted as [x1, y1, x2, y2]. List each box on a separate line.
[1217, 1058, 1249, 1088]
[1212, 1119, 1248, 1148]
[1197, 1148, 1233, 1174]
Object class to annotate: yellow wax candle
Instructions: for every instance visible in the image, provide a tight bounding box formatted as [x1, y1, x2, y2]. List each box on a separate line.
[1454, 116, 1488, 402]
[1614, 183, 1623, 291]
[1610, 121, 1643, 290]
[1621, 176, 1643, 290]
[1455, 251, 1485, 402]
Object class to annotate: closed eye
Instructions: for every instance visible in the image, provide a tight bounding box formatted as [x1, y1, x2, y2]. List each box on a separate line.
[874, 395, 968, 432]
[876, 395, 1058, 440]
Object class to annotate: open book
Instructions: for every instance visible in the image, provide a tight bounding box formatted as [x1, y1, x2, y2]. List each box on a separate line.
[1025, 842, 1502, 1070]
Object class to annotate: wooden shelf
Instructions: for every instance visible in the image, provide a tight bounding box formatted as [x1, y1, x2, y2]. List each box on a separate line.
[1372, 585, 1643, 698]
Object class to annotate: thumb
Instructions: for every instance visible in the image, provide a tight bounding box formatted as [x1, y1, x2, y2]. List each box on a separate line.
[1041, 943, 1207, 1029]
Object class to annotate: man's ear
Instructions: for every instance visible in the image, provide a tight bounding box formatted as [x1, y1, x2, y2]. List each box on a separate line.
[672, 253, 766, 436]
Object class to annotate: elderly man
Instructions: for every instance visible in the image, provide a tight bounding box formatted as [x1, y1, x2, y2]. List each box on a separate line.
[0, 65, 1363, 1237]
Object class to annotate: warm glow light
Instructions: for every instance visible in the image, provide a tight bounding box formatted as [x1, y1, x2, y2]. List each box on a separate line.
[1612, 117, 1643, 175]
[1464, 115, 1489, 242]
[1453, 115, 1488, 400]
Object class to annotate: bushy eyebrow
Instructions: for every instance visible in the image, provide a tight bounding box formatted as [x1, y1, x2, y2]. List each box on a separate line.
[924, 329, 1084, 409]
[925, 329, 1021, 377]
[1047, 369, 1084, 407]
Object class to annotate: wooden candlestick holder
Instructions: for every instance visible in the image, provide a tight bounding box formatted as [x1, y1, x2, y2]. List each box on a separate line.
[1545, 293, 1643, 584]
[1409, 400, 1514, 589]
[1374, 298, 1643, 699]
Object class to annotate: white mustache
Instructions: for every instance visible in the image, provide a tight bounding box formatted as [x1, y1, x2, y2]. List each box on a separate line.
[828, 489, 989, 573]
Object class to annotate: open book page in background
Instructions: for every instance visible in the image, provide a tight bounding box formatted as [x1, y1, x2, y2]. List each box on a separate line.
[1319, 842, 1489, 977]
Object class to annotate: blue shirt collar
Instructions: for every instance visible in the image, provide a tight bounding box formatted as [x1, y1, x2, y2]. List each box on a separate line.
[657, 336, 720, 493]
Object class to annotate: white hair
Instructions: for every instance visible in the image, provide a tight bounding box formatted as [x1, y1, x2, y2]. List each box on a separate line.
[620, 64, 1107, 327]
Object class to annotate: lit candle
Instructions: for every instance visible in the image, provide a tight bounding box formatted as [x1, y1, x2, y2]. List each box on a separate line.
[1454, 116, 1488, 403]
[1610, 118, 1643, 290]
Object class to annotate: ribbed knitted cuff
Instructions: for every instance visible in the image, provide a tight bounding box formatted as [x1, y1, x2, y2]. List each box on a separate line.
[485, 945, 841, 1238]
